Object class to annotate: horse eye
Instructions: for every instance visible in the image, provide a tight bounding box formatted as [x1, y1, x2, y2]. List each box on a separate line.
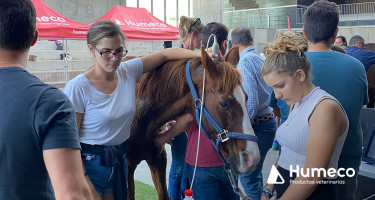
[219, 102, 229, 109]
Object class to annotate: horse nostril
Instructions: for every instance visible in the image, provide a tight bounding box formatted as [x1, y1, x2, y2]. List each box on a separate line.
[241, 151, 249, 157]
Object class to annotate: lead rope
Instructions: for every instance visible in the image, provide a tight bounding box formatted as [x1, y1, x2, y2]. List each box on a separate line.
[190, 37, 212, 189]
[225, 168, 251, 200]
[190, 68, 206, 189]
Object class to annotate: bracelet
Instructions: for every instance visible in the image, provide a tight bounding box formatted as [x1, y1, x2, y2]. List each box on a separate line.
[262, 191, 272, 198]
[262, 187, 274, 198]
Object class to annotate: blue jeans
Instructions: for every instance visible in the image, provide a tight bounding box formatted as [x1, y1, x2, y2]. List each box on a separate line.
[186, 164, 240, 200]
[239, 117, 277, 200]
[168, 132, 188, 200]
[336, 155, 361, 200]
[82, 153, 128, 197]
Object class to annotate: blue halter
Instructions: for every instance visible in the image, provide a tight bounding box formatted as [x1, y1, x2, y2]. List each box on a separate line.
[185, 60, 258, 170]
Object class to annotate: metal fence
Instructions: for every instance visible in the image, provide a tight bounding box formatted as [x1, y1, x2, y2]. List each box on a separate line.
[223, 8, 292, 29]
[297, 2, 375, 24]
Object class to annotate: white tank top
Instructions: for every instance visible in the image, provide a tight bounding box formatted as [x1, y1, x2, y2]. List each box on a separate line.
[277, 87, 348, 179]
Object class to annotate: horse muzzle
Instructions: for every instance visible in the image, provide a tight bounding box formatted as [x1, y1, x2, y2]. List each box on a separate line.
[229, 143, 260, 174]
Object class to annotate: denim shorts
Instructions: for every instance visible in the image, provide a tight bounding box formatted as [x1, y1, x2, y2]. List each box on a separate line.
[82, 153, 128, 196]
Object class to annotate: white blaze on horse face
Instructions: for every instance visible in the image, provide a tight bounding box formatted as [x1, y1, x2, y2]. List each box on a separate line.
[233, 85, 261, 172]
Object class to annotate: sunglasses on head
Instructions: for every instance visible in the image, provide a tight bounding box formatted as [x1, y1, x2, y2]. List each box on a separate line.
[188, 18, 200, 33]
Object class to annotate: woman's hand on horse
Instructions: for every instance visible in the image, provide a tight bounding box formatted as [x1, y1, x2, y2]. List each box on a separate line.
[159, 120, 176, 133]
[154, 120, 176, 146]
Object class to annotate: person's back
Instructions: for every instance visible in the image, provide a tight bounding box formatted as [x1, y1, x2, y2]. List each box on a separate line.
[0, 68, 77, 199]
[306, 51, 367, 157]
[0, 1, 92, 199]
[303, 1, 368, 199]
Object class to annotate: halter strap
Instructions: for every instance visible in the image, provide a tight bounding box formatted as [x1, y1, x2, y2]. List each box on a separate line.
[185, 60, 258, 170]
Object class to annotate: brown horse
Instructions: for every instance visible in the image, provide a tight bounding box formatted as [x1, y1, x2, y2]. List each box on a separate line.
[363, 43, 375, 51]
[126, 46, 260, 200]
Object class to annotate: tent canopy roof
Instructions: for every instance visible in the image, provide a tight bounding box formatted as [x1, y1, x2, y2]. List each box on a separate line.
[90, 5, 180, 41]
[32, 0, 180, 41]
[32, 0, 89, 40]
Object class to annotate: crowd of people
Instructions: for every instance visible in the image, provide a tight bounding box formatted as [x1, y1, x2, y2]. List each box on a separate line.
[0, 0, 371, 200]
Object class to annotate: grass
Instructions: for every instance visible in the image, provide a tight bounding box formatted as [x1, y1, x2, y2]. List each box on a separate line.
[134, 180, 158, 200]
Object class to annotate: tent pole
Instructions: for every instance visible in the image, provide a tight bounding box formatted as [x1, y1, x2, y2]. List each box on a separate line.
[164, 0, 166, 22]
[63, 39, 68, 84]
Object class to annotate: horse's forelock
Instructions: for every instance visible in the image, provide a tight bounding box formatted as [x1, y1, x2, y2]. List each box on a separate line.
[214, 62, 242, 94]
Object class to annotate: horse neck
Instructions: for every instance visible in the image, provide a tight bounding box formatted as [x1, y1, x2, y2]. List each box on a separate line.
[132, 59, 202, 138]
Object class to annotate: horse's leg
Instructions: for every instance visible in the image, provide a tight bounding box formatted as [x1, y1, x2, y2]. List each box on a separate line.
[146, 147, 170, 200]
[127, 155, 141, 200]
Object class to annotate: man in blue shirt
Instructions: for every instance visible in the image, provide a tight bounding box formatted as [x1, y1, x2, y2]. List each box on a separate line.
[231, 27, 277, 200]
[346, 35, 375, 71]
[303, 1, 368, 199]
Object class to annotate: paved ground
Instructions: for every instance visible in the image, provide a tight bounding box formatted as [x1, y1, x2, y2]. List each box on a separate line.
[134, 144, 279, 188]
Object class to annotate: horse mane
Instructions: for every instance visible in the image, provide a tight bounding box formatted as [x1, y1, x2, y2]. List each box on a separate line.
[137, 57, 242, 103]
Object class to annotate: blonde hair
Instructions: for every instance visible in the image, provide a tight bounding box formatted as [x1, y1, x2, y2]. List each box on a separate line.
[178, 16, 203, 42]
[261, 32, 311, 79]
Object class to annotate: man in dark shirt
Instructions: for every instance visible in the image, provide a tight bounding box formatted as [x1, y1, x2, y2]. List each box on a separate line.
[0, 1, 93, 199]
[346, 35, 375, 71]
[303, 1, 368, 199]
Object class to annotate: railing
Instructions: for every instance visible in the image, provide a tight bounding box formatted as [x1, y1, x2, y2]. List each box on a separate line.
[223, 3, 297, 30]
[297, 2, 375, 24]
[224, 9, 278, 29]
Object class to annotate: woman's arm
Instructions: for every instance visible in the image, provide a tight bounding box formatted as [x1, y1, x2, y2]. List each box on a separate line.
[141, 48, 200, 73]
[279, 99, 347, 200]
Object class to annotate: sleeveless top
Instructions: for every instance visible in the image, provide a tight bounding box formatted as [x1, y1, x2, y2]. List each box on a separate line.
[277, 87, 348, 179]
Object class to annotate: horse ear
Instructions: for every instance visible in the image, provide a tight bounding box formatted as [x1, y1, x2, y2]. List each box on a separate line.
[201, 44, 221, 80]
[224, 46, 240, 67]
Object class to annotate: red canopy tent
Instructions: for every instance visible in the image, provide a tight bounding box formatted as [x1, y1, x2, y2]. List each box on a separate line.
[31, 0, 90, 40]
[90, 5, 180, 41]
[31, 0, 90, 83]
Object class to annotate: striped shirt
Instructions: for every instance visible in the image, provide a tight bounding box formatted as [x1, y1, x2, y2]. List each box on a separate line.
[237, 46, 272, 123]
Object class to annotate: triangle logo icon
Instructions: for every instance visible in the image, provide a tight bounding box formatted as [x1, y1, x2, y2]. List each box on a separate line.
[267, 165, 285, 184]
[115, 19, 125, 25]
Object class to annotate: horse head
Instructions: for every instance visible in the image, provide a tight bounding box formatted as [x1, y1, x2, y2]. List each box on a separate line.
[189, 45, 260, 173]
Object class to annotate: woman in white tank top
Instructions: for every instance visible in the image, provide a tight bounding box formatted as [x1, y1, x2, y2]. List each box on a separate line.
[259, 32, 348, 200]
